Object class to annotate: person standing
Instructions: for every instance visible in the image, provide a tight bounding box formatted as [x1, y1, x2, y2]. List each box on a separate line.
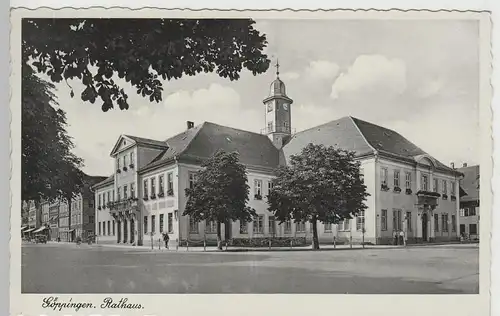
[163, 232, 170, 249]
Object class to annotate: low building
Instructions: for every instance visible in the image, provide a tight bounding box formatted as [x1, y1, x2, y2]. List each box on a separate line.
[458, 164, 480, 239]
[92, 71, 462, 246]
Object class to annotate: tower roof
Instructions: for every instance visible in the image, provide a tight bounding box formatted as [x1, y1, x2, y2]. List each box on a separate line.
[269, 78, 287, 96]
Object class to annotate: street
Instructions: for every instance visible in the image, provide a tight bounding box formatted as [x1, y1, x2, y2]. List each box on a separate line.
[22, 243, 479, 294]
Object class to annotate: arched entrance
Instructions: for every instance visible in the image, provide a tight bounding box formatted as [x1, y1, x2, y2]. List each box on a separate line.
[130, 219, 135, 244]
[422, 213, 428, 242]
[123, 219, 128, 244]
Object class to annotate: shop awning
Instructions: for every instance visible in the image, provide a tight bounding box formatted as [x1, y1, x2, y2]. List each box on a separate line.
[24, 228, 36, 233]
[33, 226, 48, 233]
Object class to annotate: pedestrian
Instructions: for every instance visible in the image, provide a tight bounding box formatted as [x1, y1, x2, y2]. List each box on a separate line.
[163, 232, 170, 249]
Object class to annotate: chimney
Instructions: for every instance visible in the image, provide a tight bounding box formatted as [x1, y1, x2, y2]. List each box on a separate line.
[463, 163, 468, 168]
[187, 121, 194, 130]
[450, 162, 455, 169]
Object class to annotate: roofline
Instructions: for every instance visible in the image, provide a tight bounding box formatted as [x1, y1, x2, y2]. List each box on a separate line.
[91, 178, 115, 190]
[262, 95, 293, 104]
[349, 116, 379, 155]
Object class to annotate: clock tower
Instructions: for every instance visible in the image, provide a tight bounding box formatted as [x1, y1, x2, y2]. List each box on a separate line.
[263, 60, 293, 149]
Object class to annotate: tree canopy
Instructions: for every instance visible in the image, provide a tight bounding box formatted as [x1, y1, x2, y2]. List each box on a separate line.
[22, 66, 84, 202]
[23, 18, 270, 111]
[267, 143, 369, 249]
[183, 150, 256, 249]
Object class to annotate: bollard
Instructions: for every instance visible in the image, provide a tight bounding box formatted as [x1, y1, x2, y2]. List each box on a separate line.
[333, 236, 336, 249]
[350, 236, 353, 248]
[204, 240, 206, 252]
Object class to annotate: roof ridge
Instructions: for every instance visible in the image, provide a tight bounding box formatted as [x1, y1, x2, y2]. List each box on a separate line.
[203, 121, 270, 138]
[348, 116, 378, 154]
[293, 116, 350, 137]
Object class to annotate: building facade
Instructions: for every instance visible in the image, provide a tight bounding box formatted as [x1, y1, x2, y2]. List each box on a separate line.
[458, 164, 480, 239]
[92, 71, 462, 246]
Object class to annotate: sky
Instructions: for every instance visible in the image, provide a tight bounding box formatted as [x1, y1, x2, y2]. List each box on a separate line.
[47, 19, 480, 176]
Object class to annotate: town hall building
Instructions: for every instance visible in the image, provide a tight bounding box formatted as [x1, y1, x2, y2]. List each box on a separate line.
[92, 64, 462, 247]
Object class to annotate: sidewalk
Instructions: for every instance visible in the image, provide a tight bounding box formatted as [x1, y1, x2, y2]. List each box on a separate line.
[89, 240, 477, 253]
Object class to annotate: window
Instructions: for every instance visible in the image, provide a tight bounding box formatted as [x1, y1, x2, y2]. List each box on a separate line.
[239, 220, 248, 234]
[189, 217, 199, 233]
[151, 178, 156, 196]
[284, 220, 292, 233]
[113, 220, 115, 235]
[123, 185, 128, 199]
[112, 189, 115, 201]
[405, 172, 412, 189]
[337, 219, 350, 231]
[393, 209, 402, 231]
[167, 172, 174, 195]
[452, 215, 456, 232]
[283, 121, 289, 132]
[296, 221, 306, 232]
[434, 214, 439, 232]
[267, 121, 273, 133]
[123, 155, 127, 168]
[206, 220, 217, 234]
[442, 214, 449, 232]
[470, 207, 477, 216]
[421, 173, 429, 191]
[130, 152, 134, 165]
[451, 181, 456, 195]
[254, 179, 262, 199]
[393, 170, 400, 187]
[268, 216, 276, 235]
[130, 183, 135, 198]
[268, 181, 274, 193]
[103, 221, 106, 235]
[151, 215, 156, 233]
[433, 178, 439, 193]
[442, 180, 447, 195]
[324, 222, 332, 232]
[356, 210, 365, 231]
[143, 180, 148, 198]
[107, 191, 110, 205]
[459, 209, 465, 217]
[469, 224, 478, 235]
[406, 212, 412, 232]
[253, 215, 264, 234]
[189, 172, 198, 189]
[107, 221, 111, 236]
[159, 175, 165, 195]
[98, 194, 102, 208]
[89, 215, 94, 224]
[167, 213, 173, 233]
[381, 167, 388, 186]
[99, 222, 101, 235]
[143, 216, 148, 234]
[159, 214, 164, 233]
[117, 158, 121, 169]
[117, 187, 121, 201]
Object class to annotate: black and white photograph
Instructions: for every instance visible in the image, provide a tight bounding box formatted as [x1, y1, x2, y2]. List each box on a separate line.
[10, 7, 492, 316]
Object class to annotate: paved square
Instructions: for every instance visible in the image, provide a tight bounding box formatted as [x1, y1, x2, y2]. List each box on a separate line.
[21, 243, 479, 294]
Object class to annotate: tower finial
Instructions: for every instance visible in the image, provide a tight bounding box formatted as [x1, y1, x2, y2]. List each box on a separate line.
[274, 58, 280, 78]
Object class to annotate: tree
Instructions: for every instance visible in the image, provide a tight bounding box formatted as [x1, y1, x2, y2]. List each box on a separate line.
[267, 143, 369, 250]
[23, 19, 270, 111]
[183, 151, 256, 250]
[22, 66, 84, 202]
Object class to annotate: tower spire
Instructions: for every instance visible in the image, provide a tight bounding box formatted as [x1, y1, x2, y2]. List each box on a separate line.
[274, 59, 280, 78]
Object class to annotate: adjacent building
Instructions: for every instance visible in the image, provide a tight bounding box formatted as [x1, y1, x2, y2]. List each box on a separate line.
[92, 70, 463, 246]
[458, 164, 480, 239]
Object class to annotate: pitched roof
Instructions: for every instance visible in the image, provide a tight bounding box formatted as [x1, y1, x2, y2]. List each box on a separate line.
[91, 174, 114, 189]
[283, 116, 456, 174]
[140, 122, 279, 173]
[458, 165, 480, 202]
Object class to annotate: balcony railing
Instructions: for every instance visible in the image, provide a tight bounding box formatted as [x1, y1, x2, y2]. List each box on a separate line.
[108, 198, 139, 213]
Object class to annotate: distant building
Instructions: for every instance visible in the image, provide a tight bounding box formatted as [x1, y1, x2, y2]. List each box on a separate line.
[92, 67, 462, 246]
[458, 164, 480, 239]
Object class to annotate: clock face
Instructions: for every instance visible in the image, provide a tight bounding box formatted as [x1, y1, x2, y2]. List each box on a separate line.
[283, 103, 289, 111]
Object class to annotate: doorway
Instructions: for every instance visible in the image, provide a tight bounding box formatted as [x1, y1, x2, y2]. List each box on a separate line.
[117, 221, 121, 243]
[460, 224, 466, 235]
[422, 213, 428, 242]
[130, 219, 135, 244]
[123, 220, 128, 243]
